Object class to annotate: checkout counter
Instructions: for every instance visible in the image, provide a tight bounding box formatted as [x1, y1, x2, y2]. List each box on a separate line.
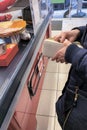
[0, 0, 52, 130]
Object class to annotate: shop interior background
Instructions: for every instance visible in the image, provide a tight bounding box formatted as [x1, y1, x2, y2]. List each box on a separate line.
[41, 0, 87, 18]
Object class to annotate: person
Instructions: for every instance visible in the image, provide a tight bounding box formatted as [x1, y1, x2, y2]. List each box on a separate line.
[52, 25, 87, 130]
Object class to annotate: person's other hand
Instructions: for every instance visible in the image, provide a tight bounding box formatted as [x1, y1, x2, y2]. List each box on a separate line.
[53, 29, 80, 43]
[52, 39, 72, 63]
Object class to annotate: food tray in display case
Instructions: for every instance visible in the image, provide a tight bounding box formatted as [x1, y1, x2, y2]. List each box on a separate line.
[0, 0, 41, 35]
[0, 19, 26, 37]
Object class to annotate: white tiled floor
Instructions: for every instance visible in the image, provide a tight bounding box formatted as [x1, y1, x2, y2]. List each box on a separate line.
[36, 58, 71, 130]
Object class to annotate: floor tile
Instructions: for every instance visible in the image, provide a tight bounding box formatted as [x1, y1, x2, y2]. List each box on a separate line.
[58, 73, 68, 91]
[36, 115, 55, 130]
[62, 18, 87, 31]
[58, 63, 71, 73]
[46, 59, 58, 73]
[56, 91, 62, 100]
[36, 90, 56, 116]
[42, 72, 58, 90]
[55, 91, 62, 130]
[55, 117, 62, 130]
[51, 20, 62, 30]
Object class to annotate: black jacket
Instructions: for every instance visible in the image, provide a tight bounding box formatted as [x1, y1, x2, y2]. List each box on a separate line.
[56, 25, 87, 130]
[65, 25, 87, 91]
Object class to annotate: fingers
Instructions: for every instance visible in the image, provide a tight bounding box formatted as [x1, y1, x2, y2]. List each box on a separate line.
[52, 46, 67, 63]
[53, 30, 76, 43]
[53, 35, 61, 42]
[52, 51, 63, 62]
[63, 39, 72, 46]
[53, 32, 66, 43]
[60, 35, 67, 43]
[52, 52, 59, 61]
[56, 57, 65, 63]
[54, 35, 65, 43]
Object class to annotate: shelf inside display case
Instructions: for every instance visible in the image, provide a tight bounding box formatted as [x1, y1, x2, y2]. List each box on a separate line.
[1, 0, 30, 12]
[0, 0, 42, 37]
[0, 0, 52, 35]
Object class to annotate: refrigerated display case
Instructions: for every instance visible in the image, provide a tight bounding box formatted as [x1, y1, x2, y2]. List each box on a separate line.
[0, 0, 52, 130]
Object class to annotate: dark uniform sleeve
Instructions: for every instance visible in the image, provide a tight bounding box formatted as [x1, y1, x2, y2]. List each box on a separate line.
[65, 44, 87, 81]
[72, 26, 87, 42]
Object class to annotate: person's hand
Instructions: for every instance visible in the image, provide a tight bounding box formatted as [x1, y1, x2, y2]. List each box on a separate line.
[53, 29, 80, 43]
[52, 39, 72, 63]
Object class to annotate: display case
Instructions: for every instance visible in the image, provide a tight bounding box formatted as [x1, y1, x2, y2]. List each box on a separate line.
[0, 0, 52, 130]
[40, 0, 53, 18]
[0, 0, 41, 35]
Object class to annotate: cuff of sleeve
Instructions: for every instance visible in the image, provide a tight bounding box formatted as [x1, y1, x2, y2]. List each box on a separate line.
[65, 44, 87, 65]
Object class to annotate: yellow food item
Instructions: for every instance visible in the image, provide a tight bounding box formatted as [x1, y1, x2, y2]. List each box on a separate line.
[0, 20, 26, 37]
[10, 20, 26, 29]
[6, 43, 16, 49]
[0, 21, 13, 28]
